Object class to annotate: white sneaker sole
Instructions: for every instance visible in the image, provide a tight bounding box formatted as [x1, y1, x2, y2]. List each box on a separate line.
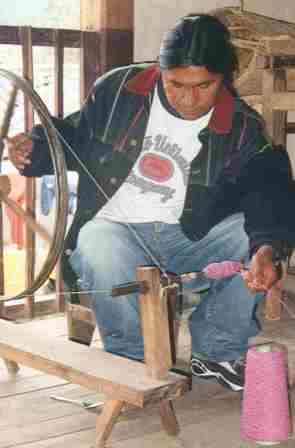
[191, 359, 243, 392]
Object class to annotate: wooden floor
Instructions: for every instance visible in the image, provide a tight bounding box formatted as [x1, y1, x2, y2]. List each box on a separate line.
[1, 293, 295, 447]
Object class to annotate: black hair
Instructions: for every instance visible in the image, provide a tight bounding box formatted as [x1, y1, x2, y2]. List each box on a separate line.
[159, 14, 239, 85]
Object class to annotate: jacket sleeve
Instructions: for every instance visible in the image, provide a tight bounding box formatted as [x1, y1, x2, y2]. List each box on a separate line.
[21, 113, 79, 177]
[237, 143, 295, 258]
[21, 73, 108, 177]
[21, 66, 135, 178]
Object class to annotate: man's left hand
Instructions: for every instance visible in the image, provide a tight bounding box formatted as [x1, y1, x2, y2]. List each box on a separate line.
[240, 245, 281, 293]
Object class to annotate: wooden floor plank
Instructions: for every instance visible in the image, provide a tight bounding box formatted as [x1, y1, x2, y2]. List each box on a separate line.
[0, 411, 97, 447]
[6, 390, 294, 448]
[0, 373, 68, 398]
[0, 383, 104, 430]
[2, 301, 295, 448]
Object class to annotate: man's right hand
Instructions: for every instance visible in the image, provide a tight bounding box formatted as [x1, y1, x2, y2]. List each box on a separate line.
[6, 133, 33, 171]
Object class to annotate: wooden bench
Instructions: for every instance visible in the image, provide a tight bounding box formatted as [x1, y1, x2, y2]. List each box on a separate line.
[0, 266, 190, 447]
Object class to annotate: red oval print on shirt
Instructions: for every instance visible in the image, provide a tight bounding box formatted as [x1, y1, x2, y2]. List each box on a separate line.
[139, 154, 174, 183]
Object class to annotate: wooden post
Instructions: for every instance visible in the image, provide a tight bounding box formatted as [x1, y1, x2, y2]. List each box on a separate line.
[67, 302, 96, 345]
[262, 68, 288, 321]
[137, 266, 172, 380]
[136, 266, 180, 436]
[262, 68, 287, 146]
[20, 26, 36, 319]
[53, 29, 64, 119]
[80, 0, 133, 75]
[80, 30, 100, 102]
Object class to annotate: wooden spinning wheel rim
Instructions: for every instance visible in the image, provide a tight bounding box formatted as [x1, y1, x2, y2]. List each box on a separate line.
[0, 69, 69, 301]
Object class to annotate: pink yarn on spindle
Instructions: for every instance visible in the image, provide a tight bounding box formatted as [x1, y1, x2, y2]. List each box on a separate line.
[241, 345, 291, 444]
[203, 261, 242, 279]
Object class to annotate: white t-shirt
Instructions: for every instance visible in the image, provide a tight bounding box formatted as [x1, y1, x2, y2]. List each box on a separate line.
[98, 84, 213, 223]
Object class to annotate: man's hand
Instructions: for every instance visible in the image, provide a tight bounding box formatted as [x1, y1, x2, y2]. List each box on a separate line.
[241, 245, 281, 293]
[6, 133, 32, 171]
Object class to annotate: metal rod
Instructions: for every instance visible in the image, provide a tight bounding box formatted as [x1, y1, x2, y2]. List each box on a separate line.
[50, 395, 104, 410]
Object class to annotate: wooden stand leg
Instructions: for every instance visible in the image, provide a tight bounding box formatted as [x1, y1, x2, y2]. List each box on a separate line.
[0, 303, 5, 319]
[137, 266, 173, 379]
[159, 399, 179, 436]
[95, 399, 125, 447]
[3, 358, 19, 374]
[265, 280, 283, 321]
[67, 303, 96, 346]
[167, 286, 181, 364]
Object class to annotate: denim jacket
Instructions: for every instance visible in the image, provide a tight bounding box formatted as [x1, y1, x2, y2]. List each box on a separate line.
[22, 64, 295, 286]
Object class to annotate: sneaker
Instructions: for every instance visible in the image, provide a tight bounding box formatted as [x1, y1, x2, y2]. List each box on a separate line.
[191, 355, 245, 392]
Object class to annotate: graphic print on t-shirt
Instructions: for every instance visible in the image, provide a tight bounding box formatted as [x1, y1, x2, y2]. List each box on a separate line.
[126, 133, 191, 203]
[139, 154, 174, 183]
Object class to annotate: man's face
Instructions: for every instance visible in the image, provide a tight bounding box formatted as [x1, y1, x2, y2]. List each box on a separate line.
[161, 65, 224, 120]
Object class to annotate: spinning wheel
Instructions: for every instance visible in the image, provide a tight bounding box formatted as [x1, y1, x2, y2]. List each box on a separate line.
[0, 69, 68, 301]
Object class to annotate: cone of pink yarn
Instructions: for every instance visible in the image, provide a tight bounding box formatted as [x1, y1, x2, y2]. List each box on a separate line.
[241, 343, 291, 445]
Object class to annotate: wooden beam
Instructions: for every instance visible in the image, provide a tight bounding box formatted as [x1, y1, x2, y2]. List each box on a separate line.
[53, 29, 64, 118]
[262, 69, 288, 145]
[80, 0, 133, 31]
[137, 266, 172, 380]
[0, 25, 81, 47]
[261, 68, 290, 321]
[67, 303, 96, 326]
[256, 55, 295, 70]
[287, 123, 295, 134]
[80, 0, 133, 74]
[67, 303, 96, 346]
[262, 36, 295, 57]
[270, 92, 295, 111]
[80, 31, 100, 101]
[0, 193, 51, 243]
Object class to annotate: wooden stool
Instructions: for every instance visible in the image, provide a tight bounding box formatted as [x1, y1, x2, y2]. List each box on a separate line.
[0, 266, 190, 447]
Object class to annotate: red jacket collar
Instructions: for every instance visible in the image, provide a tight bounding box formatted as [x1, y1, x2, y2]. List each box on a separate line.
[125, 65, 235, 134]
[125, 64, 161, 96]
[209, 86, 235, 134]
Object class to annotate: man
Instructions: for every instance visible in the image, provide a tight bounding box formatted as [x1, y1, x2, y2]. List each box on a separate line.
[8, 14, 295, 392]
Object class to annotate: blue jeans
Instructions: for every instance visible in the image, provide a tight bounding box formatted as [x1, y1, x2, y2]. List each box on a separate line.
[69, 214, 264, 361]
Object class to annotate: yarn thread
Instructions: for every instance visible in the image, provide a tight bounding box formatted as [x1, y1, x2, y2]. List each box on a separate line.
[202, 260, 242, 279]
[241, 343, 291, 445]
